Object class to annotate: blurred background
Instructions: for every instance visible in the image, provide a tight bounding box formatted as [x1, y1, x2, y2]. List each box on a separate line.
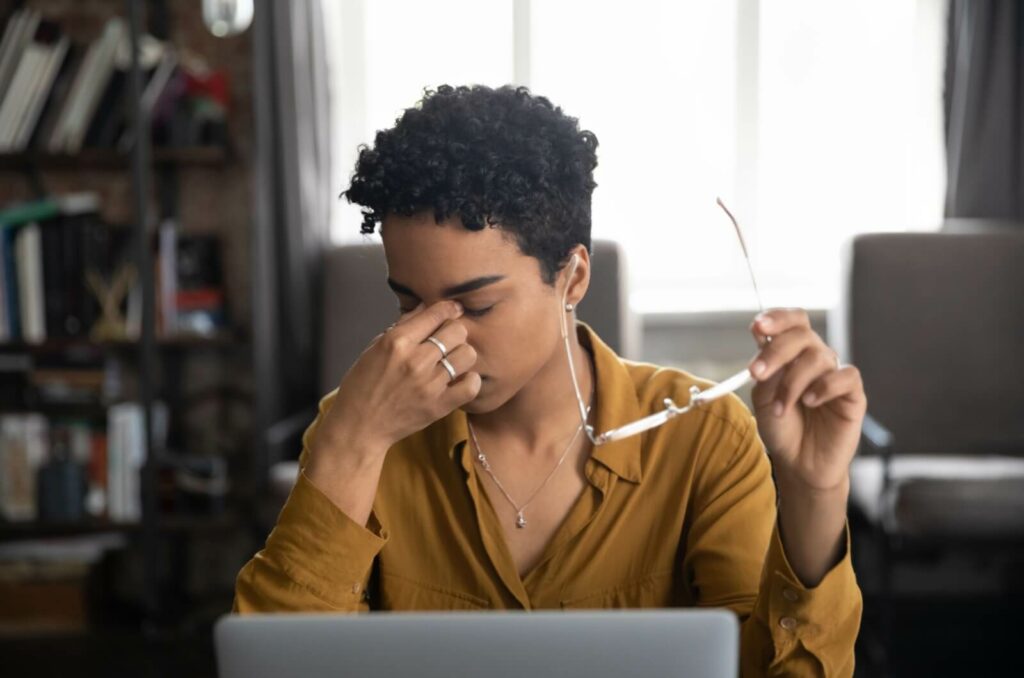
[0, 0, 1020, 676]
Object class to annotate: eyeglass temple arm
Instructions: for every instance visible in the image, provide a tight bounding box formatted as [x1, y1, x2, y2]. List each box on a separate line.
[592, 368, 755, 444]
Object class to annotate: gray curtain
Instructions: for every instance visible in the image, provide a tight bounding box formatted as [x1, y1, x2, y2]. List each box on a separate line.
[251, 0, 333, 486]
[944, 0, 1024, 219]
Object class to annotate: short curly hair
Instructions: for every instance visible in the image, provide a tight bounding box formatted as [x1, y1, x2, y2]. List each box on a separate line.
[342, 84, 599, 284]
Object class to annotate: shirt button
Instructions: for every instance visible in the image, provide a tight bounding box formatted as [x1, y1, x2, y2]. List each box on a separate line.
[779, 616, 798, 631]
[351, 583, 361, 594]
[782, 588, 799, 603]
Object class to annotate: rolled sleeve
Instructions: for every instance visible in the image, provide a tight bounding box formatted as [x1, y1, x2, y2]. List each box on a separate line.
[752, 521, 862, 676]
[684, 396, 862, 677]
[233, 469, 389, 613]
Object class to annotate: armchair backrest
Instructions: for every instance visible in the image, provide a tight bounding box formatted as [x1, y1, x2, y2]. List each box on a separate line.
[830, 231, 1024, 456]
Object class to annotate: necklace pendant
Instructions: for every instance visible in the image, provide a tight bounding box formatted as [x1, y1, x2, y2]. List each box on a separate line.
[515, 512, 527, 529]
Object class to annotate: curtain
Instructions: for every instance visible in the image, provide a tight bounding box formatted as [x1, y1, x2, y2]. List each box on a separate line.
[944, 0, 1024, 219]
[251, 0, 333, 484]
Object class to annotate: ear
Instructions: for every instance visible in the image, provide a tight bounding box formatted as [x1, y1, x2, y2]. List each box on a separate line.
[561, 244, 591, 307]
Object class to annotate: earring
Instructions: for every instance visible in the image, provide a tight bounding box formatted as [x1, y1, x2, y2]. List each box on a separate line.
[565, 303, 575, 312]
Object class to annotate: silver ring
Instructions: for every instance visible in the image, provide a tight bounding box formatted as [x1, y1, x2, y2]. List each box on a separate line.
[440, 357, 457, 382]
[426, 336, 448, 357]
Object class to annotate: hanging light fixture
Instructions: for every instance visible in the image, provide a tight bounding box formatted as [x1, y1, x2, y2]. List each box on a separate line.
[202, 0, 253, 37]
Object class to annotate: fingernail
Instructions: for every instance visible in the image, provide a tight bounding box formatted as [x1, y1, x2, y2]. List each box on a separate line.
[773, 401, 784, 417]
[756, 314, 772, 329]
[751, 360, 767, 377]
[802, 393, 816, 406]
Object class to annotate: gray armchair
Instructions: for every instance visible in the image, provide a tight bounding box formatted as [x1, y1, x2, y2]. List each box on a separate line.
[829, 229, 1024, 670]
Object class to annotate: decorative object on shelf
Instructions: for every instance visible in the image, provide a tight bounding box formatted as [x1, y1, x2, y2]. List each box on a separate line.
[37, 427, 87, 523]
[85, 263, 136, 341]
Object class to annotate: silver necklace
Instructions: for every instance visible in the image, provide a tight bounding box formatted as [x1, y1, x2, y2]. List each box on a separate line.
[468, 402, 592, 530]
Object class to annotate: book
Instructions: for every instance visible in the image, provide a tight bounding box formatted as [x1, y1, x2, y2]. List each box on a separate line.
[55, 193, 102, 338]
[1, 200, 62, 341]
[49, 17, 125, 154]
[0, 413, 49, 522]
[0, 11, 27, 99]
[30, 42, 83, 152]
[86, 429, 107, 517]
[156, 220, 177, 336]
[0, 25, 46, 147]
[0, 20, 63, 151]
[107, 401, 167, 523]
[0, 10, 41, 106]
[67, 17, 126, 154]
[82, 58, 127, 149]
[12, 30, 69, 151]
[0, 194, 115, 342]
[0, 223, 18, 341]
[14, 223, 46, 344]
[117, 48, 178, 152]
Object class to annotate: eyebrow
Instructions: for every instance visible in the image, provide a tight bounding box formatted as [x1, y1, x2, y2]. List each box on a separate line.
[386, 275, 507, 300]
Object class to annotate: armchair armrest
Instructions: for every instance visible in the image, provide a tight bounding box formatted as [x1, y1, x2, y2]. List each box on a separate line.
[264, 407, 318, 466]
[861, 411, 895, 492]
[861, 412, 894, 454]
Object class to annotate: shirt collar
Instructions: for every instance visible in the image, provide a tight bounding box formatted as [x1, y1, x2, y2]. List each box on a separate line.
[442, 320, 644, 483]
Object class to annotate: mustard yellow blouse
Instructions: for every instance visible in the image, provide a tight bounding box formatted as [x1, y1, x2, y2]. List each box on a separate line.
[234, 322, 862, 677]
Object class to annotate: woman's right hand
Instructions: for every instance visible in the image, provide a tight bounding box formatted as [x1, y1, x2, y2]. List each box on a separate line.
[310, 300, 482, 468]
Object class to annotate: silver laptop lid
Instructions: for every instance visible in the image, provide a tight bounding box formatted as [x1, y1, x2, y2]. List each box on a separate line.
[216, 609, 738, 678]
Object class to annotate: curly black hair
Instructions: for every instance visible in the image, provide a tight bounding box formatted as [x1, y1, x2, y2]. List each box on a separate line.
[342, 84, 599, 284]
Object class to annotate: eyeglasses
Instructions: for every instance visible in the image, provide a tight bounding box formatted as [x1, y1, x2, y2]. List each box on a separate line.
[561, 198, 767, 445]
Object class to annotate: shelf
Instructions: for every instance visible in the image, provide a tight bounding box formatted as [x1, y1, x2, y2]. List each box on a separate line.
[0, 147, 229, 171]
[0, 401, 110, 418]
[0, 511, 240, 542]
[0, 332, 241, 353]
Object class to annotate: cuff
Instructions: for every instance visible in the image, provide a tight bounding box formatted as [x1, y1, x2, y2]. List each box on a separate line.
[264, 469, 389, 607]
[758, 520, 862, 671]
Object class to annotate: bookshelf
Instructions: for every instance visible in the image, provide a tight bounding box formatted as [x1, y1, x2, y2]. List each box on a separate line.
[0, 332, 239, 352]
[0, 510, 241, 541]
[0, 0, 256, 638]
[0, 146, 229, 170]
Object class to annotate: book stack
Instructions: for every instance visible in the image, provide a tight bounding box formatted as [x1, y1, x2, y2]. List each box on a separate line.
[0, 9, 229, 155]
[0, 193, 124, 344]
[0, 401, 167, 524]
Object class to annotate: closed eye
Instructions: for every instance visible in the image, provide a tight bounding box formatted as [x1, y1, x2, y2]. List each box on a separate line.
[398, 305, 494, 317]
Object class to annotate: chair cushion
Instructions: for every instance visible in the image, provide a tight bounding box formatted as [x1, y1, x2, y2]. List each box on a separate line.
[850, 455, 1024, 537]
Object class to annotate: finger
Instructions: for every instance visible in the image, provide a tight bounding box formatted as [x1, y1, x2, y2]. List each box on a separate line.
[748, 325, 816, 381]
[395, 300, 464, 342]
[748, 318, 771, 348]
[410, 319, 469, 374]
[431, 342, 478, 386]
[422, 319, 469, 357]
[771, 347, 837, 418]
[801, 365, 867, 420]
[394, 301, 426, 326]
[753, 307, 812, 338]
[442, 371, 483, 409]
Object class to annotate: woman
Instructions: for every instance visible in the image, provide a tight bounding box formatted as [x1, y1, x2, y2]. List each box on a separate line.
[234, 85, 864, 676]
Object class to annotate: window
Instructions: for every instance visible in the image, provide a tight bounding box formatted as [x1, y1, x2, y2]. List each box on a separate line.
[324, 0, 947, 313]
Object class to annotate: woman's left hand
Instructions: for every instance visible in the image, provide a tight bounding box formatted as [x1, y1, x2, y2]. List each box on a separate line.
[747, 308, 867, 492]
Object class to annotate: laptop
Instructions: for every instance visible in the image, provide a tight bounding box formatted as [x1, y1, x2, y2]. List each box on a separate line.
[215, 609, 738, 678]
